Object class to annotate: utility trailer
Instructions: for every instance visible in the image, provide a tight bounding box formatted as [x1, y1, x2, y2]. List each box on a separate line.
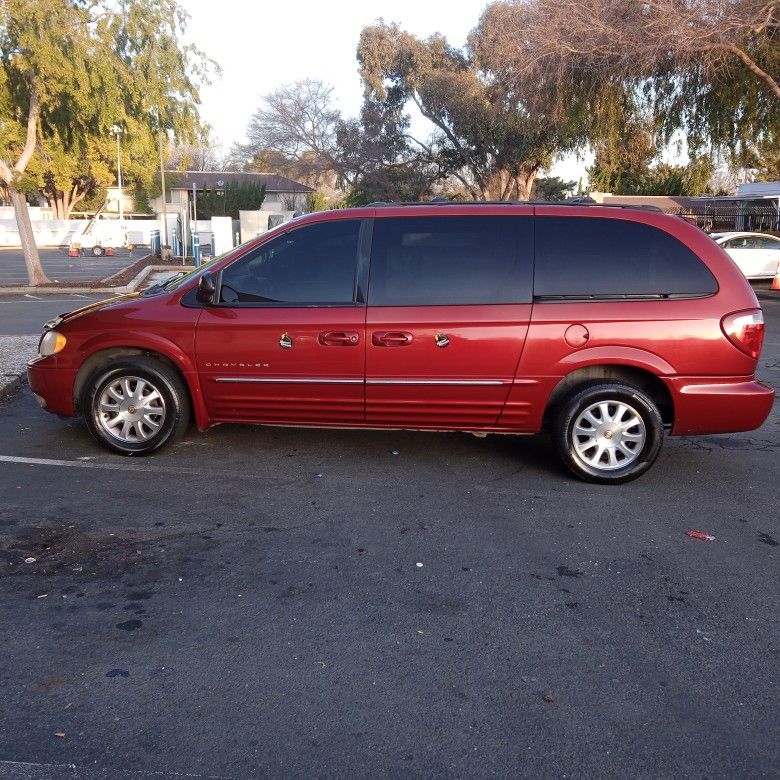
[69, 202, 128, 256]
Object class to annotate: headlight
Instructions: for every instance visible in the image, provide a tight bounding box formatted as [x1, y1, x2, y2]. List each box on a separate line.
[39, 330, 67, 356]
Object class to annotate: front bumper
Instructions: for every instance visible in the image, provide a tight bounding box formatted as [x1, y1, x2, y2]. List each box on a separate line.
[27, 355, 78, 417]
[668, 377, 775, 435]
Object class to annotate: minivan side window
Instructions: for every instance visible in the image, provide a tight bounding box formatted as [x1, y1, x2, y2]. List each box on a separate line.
[368, 216, 533, 306]
[535, 217, 718, 298]
[219, 219, 361, 304]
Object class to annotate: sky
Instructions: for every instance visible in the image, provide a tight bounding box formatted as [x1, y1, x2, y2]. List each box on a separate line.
[179, 0, 587, 183]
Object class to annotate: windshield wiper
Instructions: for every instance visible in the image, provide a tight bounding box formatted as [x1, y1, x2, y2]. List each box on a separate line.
[142, 271, 186, 296]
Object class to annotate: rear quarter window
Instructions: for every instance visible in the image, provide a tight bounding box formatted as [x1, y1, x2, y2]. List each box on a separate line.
[534, 216, 718, 298]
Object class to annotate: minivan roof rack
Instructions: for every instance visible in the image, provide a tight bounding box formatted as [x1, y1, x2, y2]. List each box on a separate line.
[363, 200, 664, 213]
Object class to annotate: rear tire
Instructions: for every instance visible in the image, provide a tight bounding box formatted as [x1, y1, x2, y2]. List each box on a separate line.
[92, 245, 105, 257]
[81, 356, 190, 455]
[552, 382, 663, 484]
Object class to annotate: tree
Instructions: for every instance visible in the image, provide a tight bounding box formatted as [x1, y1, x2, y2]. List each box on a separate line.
[234, 80, 342, 192]
[486, 0, 779, 157]
[305, 192, 329, 212]
[334, 98, 440, 202]
[585, 101, 718, 196]
[531, 177, 577, 201]
[356, 19, 591, 200]
[237, 77, 441, 204]
[168, 126, 226, 172]
[731, 140, 780, 182]
[195, 182, 266, 219]
[35, 135, 113, 220]
[28, 115, 159, 219]
[590, 157, 716, 195]
[0, 0, 213, 285]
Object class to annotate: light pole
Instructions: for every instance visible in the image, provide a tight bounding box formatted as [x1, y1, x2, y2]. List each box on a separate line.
[110, 125, 124, 222]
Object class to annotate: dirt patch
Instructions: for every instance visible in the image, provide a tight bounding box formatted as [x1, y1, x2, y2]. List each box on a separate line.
[0, 524, 217, 581]
[100, 254, 190, 287]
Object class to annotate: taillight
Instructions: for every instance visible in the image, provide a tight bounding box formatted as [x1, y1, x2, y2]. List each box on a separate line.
[721, 309, 764, 359]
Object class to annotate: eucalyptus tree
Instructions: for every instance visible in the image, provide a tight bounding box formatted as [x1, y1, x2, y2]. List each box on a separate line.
[356, 16, 596, 200]
[485, 0, 779, 170]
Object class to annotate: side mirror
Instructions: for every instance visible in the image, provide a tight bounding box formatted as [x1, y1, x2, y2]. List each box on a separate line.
[196, 271, 217, 304]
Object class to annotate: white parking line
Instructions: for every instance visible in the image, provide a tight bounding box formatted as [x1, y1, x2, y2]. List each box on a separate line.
[0, 454, 297, 486]
[0, 455, 338, 488]
[0, 454, 208, 475]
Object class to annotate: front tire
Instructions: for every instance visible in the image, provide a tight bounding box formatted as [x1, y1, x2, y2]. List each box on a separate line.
[92, 245, 105, 257]
[552, 382, 663, 484]
[81, 356, 190, 455]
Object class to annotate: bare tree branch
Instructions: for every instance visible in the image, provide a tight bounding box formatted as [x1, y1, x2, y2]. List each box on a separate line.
[716, 41, 780, 100]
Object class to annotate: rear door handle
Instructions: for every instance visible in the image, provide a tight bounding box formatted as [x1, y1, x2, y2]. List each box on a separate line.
[372, 331, 413, 347]
[319, 331, 360, 346]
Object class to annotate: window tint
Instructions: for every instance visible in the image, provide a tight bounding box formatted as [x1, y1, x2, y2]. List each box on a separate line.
[535, 217, 718, 298]
[758, 236, 780, 250]
[368, 216, 532, 306]
[220, 219, 361, 304]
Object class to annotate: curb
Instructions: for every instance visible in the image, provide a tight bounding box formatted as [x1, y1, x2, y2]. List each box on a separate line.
[0, 371, 25, 404]
[0, 265, 194, 297]
[0, 286, 122, 296]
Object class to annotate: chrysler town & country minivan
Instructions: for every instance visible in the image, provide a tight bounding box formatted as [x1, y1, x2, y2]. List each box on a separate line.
[28, 202, 774, 483]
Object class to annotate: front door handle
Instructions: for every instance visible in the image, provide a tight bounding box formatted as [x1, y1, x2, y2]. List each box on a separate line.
[319, 331, 360, 347]
[372, 331, 413, 347]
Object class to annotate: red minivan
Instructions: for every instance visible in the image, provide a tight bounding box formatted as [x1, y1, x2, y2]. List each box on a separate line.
[27, 203, 774, 483]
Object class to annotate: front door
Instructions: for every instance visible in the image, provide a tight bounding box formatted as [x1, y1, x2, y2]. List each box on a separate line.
[195, 217, 367, 425]
[365, 211, 534, 429]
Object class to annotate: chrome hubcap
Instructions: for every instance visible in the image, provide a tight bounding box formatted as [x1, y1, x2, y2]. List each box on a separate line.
[571, 400, 646, 471]
[97, 375, 166, 443]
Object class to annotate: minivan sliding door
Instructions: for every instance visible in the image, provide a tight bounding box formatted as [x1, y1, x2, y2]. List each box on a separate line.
[365, 210, 534, 429]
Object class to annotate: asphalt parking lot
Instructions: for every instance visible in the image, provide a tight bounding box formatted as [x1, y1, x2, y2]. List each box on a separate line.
[0, 295, 102, 335]
[0, 298, 778, 778]
[0, 248, 136, 285]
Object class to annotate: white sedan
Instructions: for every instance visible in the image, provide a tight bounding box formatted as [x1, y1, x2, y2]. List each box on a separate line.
[711, 232, 780, 280]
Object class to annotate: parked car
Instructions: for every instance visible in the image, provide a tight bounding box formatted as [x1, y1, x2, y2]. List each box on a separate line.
[710, 231, 780, 280]
[28, 203, 773, 483]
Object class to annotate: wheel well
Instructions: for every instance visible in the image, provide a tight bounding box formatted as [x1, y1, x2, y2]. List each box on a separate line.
[73, 347, 192, 415]
[542, 365, 674, 429]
